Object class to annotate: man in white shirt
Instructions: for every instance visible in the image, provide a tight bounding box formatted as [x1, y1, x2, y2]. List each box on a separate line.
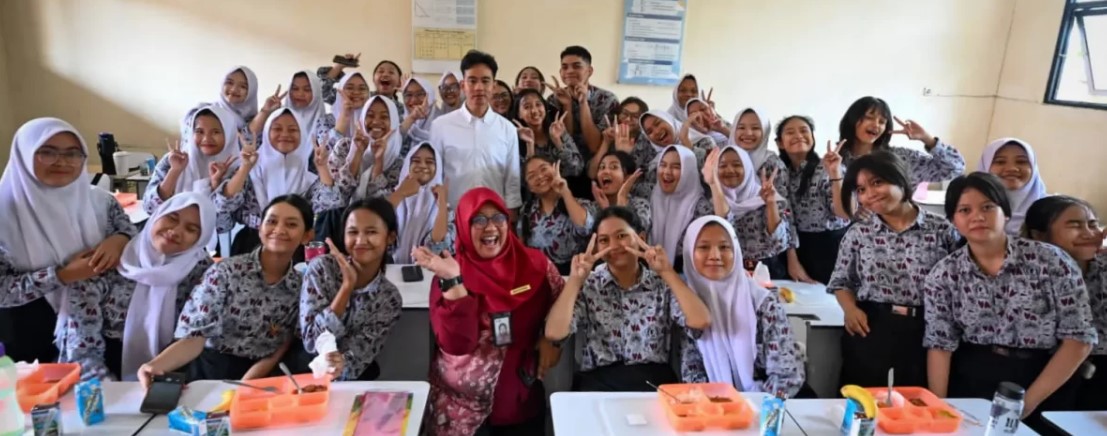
[431, 50, 522, 211]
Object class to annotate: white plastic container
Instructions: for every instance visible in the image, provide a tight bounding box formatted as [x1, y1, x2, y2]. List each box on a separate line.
[0, 342, 25, 436]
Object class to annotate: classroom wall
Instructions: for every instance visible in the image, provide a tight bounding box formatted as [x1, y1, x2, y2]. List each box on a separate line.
[0, 0, 1014, 173]
[0, 17, 13, 168]
[987, 0, 1107, 213]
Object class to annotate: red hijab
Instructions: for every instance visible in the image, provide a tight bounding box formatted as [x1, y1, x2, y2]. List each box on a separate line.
[452, 187, 549, 312]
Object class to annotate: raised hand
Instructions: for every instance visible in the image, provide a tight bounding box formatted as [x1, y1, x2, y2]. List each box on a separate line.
[237, 132, 259, 169]
[339, 89, 359, 115]
[602, 115, 617, 143]
[313, 137, 330, 171]
[591, 182, 610, 208]
[395, 172, 421, 199]
[626, 232, 672, 274]
[549, 161, 568, 194]
[208, 155, 236, 189]
[699, 87, 715, 109]
[616, 169, 642, 206]
[759, 167, 779, 202]
[614, 122, 634, 153]
[547, 78, 572, 107]
[569, 234, 613, 280]
[370, 128, 394, 161]
[823, 139, 845, 178]
[572, 84, 588, 105]
[406, 104, 429, 122]
[325, 238, 360, 294]
[352, 128, 370, 154]
[262, 85, 287, 113]
[891, 116, 936, 147]
[431, 183, 448, 206]
[166, 139, 188, 173]
[701, 148, 721, 188]
[412, 246, 460, 280]
[512, 119, 536, 157]
[549, 112, 568, 148]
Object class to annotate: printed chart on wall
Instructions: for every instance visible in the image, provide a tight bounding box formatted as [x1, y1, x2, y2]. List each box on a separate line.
[412, 0, 478, 74]
[617, 0, 687, 86]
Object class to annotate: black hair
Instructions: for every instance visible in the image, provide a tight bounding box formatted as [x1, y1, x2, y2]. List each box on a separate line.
[1022, 195, 1097, 239]
[520, 155, 569, 244]
[372, 60, 403, 99]
[263, 194, 315, 228]
[943, 172, 1012, 221]
[601, 150, 637, 177]
[193, 108, 219, 126]
[775, 115, 820, 197]
[514, 66, 545, 89]
[840, 151, 914, 216]
[460, 50, 498, 78]
[292, 71, 309, 82]
[493, 80, 514, 118]
[614, 96, 650, 119]
[329, 197, 399, 273]
[560, 45, 593, 64]
[591, 206, 644, 234]
[514, 88, 553, 131]
[838, 96, 894, 159]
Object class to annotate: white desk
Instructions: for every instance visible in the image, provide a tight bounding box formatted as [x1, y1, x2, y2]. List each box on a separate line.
[21, 381, 155, 435]
[385, 264, 432, 309]
[123, 200, 149, 224]
[551, 392, 1039, 436]
[1042, 410, 1107, 435]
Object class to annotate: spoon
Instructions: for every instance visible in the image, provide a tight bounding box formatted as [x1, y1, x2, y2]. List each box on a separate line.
[221, 380, 279, 394]
[278, 362, 302, 395]
[645, 380, 682, 403]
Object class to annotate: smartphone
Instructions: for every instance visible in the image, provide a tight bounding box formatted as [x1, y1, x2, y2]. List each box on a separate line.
[332, 55, 359, 68]
[401, 265, 424, 282]
[140, 372, 186, 414]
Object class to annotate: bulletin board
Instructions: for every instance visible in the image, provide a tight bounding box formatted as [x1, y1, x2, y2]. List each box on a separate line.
[617, 0, 688, 86]
[412, 0, 479, 73]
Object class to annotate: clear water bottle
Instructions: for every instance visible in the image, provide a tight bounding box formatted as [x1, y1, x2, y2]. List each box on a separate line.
[0, 342, 25, 436]
[984, 381, 1025, 435]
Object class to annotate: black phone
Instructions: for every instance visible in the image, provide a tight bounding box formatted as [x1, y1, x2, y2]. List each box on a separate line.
[401, 265, 424, 282]
[140, 372, 186, 414]
[332, 55, 359, 68]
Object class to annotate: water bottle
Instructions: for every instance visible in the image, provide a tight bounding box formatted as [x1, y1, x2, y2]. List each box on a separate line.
[984, 381, 1025, 435]
[0, 342, 25, 436]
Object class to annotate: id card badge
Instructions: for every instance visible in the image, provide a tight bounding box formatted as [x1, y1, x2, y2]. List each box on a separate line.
[491, 312, 513, 347]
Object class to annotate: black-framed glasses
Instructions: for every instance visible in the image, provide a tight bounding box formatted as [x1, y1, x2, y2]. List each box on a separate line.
[439, 84, 460, 93]
[492, 92, 512, 103]
[34, 149, 87, 165]
[470, 213, 508, 228]
[403, 91, 427, 100]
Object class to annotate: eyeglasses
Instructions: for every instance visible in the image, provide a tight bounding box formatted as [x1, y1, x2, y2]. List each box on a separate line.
[344, 86, 370, 94]
[439, 84, 460, 93]
[470, 213, 508, 229]
[492, 92, 512, 103]
[619, 111, 641, 120]
[34, 149, 87, 165]
[402, 91, 427, 100]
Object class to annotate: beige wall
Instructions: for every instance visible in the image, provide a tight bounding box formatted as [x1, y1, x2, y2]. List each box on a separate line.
[987, 0, 1107, 212]
[1, 0, 1016, 175]
[0, 10, 13, 168]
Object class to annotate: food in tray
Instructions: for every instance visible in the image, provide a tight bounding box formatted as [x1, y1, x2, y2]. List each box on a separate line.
[935, 409, 957, 419]
[299, 384, 327, 393]
[672, 388, 705, 404]
[908, 397, 928, 407]
[708, 396, 733, 403]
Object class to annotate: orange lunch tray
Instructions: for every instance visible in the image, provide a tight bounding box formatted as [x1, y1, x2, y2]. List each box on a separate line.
[657, 383, 755, 432]
[113, 191, 138, 207]
[16, 363, 81, 413]
[229, 373, 331, 430]
[865, 387, 963, 434]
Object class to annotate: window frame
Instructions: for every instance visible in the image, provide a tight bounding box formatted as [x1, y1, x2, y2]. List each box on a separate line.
[1044, 0, 1107, 110]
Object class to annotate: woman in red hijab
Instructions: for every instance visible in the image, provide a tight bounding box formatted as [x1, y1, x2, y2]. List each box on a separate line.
[413, 187, 564, 435]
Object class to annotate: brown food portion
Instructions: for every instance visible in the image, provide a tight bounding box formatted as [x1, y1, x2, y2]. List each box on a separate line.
[708, 396, 732, 403]
[299, 384, 327, 393]
[908, 398, 928, 407]
[935, 410, 957, 419]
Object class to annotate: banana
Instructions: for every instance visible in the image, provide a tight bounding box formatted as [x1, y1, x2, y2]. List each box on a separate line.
[779, 287, 795, 303]
[209, 390, 235, 414]
[840, 385, 877, 419]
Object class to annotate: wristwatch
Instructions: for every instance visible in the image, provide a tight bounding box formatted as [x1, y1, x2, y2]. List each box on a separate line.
[438, 275, 463, 292]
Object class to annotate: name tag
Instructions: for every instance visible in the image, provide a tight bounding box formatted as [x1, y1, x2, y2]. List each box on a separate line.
[510, 285, 531, 295]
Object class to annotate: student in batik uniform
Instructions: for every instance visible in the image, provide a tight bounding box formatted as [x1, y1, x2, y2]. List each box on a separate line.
[144, 106, 239, 216]
[589, 150, 650, 232]
[381, 142, 453, 260]
[730, 107, 789, 195]
[547, 46, 619, 199]
[978, 137, 1049, 235]
[399, 76, 437, 144]
[518, 155, 594, 275]
[683, 98, 729, 145]
[635, 110, 714, 199]
[513, 88, 585, 204]
[650, 146, 715, 271]
[180, 66, 258, 141]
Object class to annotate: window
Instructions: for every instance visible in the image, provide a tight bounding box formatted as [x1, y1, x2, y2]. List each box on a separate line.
[1045, 0, 1107, 110]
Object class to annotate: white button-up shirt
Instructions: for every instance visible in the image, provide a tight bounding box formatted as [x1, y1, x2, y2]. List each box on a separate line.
[431, 105, 522, 208]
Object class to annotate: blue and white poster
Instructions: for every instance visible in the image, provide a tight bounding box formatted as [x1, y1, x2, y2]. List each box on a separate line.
[617, 0, 687, 86]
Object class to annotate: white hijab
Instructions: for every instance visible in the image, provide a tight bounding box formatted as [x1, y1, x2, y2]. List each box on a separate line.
[666, 73, 697, 122]
[356, 96, 403, 198]
[650, 145, 703, 263]
[976, 138, 1048, 234]
[393, 142, 444, 263]
[403, 77, 438, 143]
[683, 97, 727, 144]
[639, 110, 683, 155]
[718, 146, 770, 219]
[682, 216, 769, 392]
[285, 70, 325, 145]
[117, 192, 215, 381]
[333, 72, 368, 130]
[249, 108, 317, 209]
[213, 66, 259, 130]
[176, 105, 240, 195]
[729, 107, 773, 172]
[436, 70, 463, 114]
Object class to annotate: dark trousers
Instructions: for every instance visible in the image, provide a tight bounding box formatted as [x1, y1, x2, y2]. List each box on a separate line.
[759, 251, 789, 280]
[1077, 354, 1107, 410]
[474, 384, 547, 436]
[839, 301, 927, 388]
[951, 343, 1081, 435]
[104, 337, 123, 380]
[573, 362, 678, 392]
[186, 348, 259, 381]
[0, 298, 58, 363]
[796, 227, 848, 284]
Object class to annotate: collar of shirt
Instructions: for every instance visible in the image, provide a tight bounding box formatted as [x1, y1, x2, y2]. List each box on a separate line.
[460, 105, 491, 125]
[595, 263, 651, 292]
[962, 236, 1019, 278]
[353, 266, 385, 295]
[247, 247, 298, 289]
[871, 204, 929, 233]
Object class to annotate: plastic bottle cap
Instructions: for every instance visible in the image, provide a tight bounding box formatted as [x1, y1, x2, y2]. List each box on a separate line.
[997, 381, 1026, 400]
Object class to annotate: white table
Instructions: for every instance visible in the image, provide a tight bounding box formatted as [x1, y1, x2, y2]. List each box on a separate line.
[773, 280, 845, 399]
[123, 200, 148, 224]
[22, 380, 429, 435]
[1042, 410, 1107, 435]
[551, 392, 1039, 435]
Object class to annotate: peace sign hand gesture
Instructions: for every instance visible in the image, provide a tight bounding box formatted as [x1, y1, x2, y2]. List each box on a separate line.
[699, 87, 716, 109]
[759, 167, 779, 202]
[569, 234, 613, 280]
[626, 233, 673, 274]
[313, 137, 330, 172]
[547, 78, 573, 107]
[512, 119, 536, 157]
[339, 89, 359, 116]
[549, 112, 568, 148]
[166, 139, 188, 173]
[237, 132, 259, 169]
[823, 139, 845, 179]
[891, 116, 937, 148]
[208, 155, 236, 190]
[548, 161, 568, 194]
[262, 85, 288, 113]
[325, 238, 361, 294]
[616, 169, 642, 206]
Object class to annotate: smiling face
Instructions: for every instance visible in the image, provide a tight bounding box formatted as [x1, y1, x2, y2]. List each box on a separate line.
[192, 113, 226, 156]
[343, 74, 370, 107]
[988, 143, 1033, 191]
[618, 102, 644, 134]
[596, 155, 628, 196]
[440, 74, 461, 106]
[643, 115, 674, 145]
[32, 132, 85, 187]
[222, 70, 249, 105]
[657, 149, 682, 194]
[686, 100, 713, 131]
[260, 202, 311, 255]
[491, 82, 512, 115]
[952, 188, 1007, 245]
[1037, 204, 1102, 264]
[469, 203, 509, 259]
[693, 223, 735, 281]
[402, 80, 427, 111]
[519, 94, 546, 127]
[559, 55, 592, 87]
[344, 208, 394, 266]
[150, 205, 202, 256]
[776, 117, 814, 156]
[856, 169, 905, 216]
[408, 145, 437, 185]
[364, 100, 391, 140]
[373, 62, 401, 95]
[595, 216, 639, 269]
[516, 67, 543, 91]
[289, 74, 313, 108]
[717, 149, 744, 189]
[525, 159, 558, 196]
[734, 110, 764, 150]
[675, 77, 697, 108]
[854, 107, 887, 147]
[268, 113, 301, 155]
